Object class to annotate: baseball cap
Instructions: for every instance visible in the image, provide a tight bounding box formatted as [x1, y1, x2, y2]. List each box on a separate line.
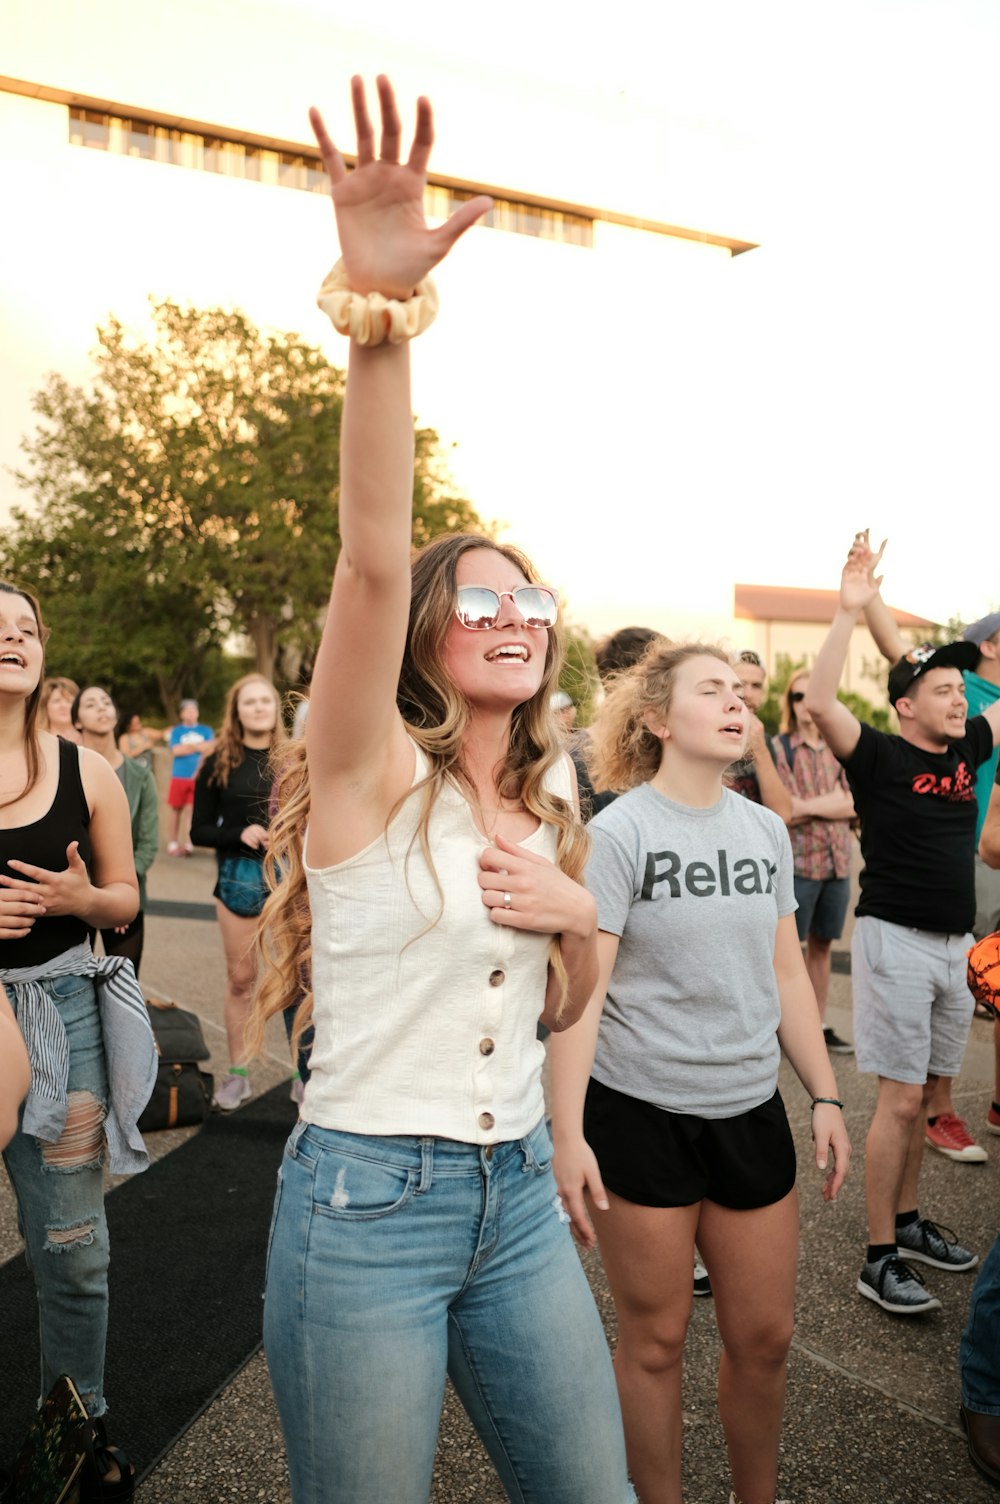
[963, 612, 1000, 648]
[887, 642, 978, 706]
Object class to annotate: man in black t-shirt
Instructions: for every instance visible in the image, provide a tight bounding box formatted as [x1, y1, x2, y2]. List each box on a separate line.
[807, 544, 1000, 1316]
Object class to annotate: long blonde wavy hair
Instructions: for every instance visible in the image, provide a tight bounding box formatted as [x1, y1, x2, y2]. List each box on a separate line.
[207, 673, 285, 788]
[249, 534, 588, 1056]
[588, 640, 732, 793]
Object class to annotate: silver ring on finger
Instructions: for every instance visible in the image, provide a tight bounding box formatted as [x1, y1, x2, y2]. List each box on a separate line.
[503, 891, 512, 909]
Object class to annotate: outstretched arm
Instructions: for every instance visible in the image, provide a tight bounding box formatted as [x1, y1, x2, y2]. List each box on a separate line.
[850, 529, 903, 663]
[304, 78, 490, 864]
[805, 539, 886, 761]
[773, 915, 850, 1201]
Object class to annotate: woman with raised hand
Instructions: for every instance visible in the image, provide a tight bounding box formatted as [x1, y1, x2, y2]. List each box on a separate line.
[248, 75, 633, 1504]
[0, 581, 156, 1500]
[549, 640, 851, 1504]
[191, 673, 283, 1110]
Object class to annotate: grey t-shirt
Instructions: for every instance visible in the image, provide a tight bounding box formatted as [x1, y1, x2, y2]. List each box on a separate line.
[587, 783, 796, 1118]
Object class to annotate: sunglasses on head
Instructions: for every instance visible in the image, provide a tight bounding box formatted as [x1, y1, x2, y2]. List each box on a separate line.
[789, 690, 806, 703]
[454, 586, 559, 631]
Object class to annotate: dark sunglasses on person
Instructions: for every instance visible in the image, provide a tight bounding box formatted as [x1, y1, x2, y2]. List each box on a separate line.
[454, 586, 559, 631]
[789, 690, 806, 703]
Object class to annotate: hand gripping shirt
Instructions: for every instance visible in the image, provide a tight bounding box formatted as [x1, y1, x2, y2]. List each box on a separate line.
[301, 742, 573, 1143]
[587, 784, 796, 1119]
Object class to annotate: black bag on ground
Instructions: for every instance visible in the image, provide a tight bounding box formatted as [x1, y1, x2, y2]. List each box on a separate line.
[139, 998, 214, 1132]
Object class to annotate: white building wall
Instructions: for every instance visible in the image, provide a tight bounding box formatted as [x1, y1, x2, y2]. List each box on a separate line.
[0, 0, 752, 639]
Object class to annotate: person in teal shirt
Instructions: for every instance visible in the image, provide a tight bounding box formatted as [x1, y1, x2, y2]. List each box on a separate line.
[962, 612, 1000, 855]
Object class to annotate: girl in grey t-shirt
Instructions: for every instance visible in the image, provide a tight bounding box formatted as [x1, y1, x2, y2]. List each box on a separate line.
[549, 641, 850, 1504]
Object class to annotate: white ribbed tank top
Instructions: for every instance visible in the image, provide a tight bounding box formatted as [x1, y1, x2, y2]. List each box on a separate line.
[301, 741, 573, 1143]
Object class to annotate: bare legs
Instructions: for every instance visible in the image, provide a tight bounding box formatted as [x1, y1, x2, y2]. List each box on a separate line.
[865, 1077, 934, 1242]
[594, 1190, 798, 1504]
[214, 900, 258, 1064]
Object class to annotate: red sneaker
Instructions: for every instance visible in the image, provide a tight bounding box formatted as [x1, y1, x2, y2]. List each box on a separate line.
[987, 1104, 1000, 1138]
[925, 1113, 988, 1163]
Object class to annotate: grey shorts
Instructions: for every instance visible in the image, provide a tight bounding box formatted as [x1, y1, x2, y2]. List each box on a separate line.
[851, 916, 975, 1083]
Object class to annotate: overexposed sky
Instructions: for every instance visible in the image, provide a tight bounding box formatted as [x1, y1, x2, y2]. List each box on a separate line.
[2, 0, 997, 640]
[286, 0, 999, 630]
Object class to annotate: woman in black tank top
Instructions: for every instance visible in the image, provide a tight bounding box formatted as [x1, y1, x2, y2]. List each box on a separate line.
[0, 580, 154, 1499]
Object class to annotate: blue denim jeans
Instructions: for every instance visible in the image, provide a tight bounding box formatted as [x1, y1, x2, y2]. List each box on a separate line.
[2, 976, 110, 1416]
[961, 1229, 1000, 1415]
[264, 1119, 634, 1504]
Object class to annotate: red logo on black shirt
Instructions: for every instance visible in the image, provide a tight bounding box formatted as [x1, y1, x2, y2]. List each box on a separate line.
[911, 761, 975, 802]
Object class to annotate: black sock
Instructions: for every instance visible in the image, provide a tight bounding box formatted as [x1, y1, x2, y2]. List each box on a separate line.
[867, 1242, 897, 1264]
[993, 1101, 1000, 1115]
[927, 1114, 939, 1126]
[895, 1209, 920, 1230]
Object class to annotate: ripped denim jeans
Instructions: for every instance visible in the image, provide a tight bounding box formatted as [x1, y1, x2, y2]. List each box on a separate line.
[264, 1118, 634, 1504]
[3, 974, 110, 1417]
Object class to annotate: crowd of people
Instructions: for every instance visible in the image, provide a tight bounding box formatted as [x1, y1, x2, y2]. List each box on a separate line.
[1, 71, 999, 1504]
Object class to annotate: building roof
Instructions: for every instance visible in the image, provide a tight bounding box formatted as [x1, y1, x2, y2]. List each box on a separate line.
[734, 583, 937, 629]
[0, 76, 759, 257]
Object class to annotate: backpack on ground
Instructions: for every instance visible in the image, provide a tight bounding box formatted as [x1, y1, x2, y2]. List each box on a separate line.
[139, 997, 214, 1132]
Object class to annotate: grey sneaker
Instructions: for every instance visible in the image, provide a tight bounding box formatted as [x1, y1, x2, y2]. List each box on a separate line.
[858, 1254, 941, 1313]
[896, 1217, 979, 1272]
[213, 1072, 252, 1112]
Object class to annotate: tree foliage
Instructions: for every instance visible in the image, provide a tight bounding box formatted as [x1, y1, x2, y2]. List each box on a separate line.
[758, 651, 890, 734]
[3, 301, 486, 715]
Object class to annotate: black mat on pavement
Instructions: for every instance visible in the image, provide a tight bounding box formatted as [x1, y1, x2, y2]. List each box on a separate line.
[0, 1082, 296, 1479]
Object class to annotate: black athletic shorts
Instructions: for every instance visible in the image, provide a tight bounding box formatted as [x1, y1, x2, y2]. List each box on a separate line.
[583, 1077, 797, 1211]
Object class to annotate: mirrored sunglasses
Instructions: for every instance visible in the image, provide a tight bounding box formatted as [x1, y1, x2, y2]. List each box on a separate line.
[455, 586, 559, 631]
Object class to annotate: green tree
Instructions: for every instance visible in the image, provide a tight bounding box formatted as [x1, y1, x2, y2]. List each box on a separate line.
[758, 653, 805, 735]
[5, 301, 486, 713]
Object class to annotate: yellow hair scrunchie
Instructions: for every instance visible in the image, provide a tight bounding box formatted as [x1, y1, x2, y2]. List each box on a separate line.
[316, 259, 439, 346]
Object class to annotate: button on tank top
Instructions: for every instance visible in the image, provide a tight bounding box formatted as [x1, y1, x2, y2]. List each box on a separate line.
[0, 737, 93, 965]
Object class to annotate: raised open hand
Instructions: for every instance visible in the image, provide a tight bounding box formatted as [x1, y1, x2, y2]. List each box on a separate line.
[840, 531, 886, 613]
[846, 527, 887, 577]
[310, 76, 491, 300]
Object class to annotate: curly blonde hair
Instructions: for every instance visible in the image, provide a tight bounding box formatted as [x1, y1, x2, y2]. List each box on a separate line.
[249, 534, 588, 1056]
[207, 673, 285, 788]
[588, 640, 731, 792]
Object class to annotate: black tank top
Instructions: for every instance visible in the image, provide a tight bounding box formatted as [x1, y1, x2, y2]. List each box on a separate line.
[0, 737, 93, 966]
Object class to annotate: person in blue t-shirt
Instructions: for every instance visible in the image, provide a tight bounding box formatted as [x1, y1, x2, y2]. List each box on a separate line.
[165, 699, 215, 856]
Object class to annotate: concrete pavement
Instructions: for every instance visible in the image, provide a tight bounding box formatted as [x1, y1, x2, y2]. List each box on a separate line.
[2, 758, 998, 1502]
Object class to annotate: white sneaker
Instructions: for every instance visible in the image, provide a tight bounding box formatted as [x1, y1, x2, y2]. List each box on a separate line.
[166, 841, 181, 856]
[213, 1072, 252, 1111]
